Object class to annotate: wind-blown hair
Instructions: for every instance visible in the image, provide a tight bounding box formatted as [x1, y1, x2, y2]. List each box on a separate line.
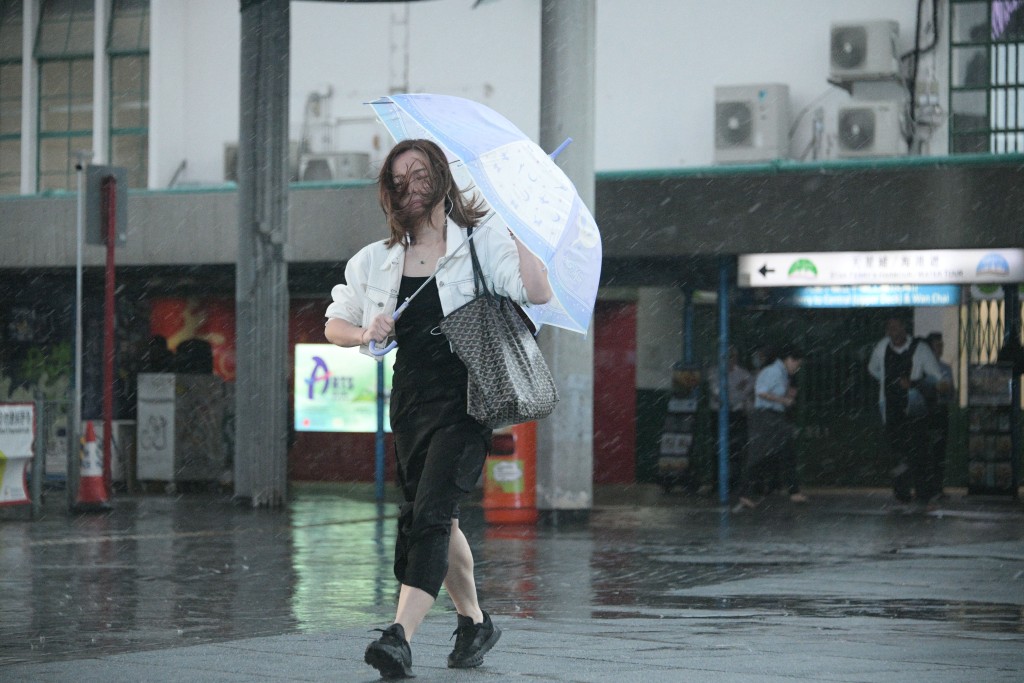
[378, 139, 488, 247]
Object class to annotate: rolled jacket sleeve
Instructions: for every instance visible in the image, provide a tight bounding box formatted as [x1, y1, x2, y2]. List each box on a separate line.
[477, 225, 530, 306]
[325, 245, 371, 326]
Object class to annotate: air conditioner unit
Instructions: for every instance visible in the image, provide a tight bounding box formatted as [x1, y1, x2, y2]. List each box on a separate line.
[714, 83, 790, 164]
[298, 151, 371, 181]
[830, 20, 900, 82]
[836, 100, 908, 158]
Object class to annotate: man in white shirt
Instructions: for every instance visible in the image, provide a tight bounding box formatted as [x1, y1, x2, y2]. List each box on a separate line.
[733, 345, 806, 511]
[925, 332, 955, 499]
[867, 318, 943, 505]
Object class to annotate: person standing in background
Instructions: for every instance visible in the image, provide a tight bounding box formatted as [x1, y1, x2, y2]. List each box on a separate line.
[867, 318, 943, 506]
[733, 345, 807, 511]
[707, 346, 754, 494]
[925, 332, 955, 500]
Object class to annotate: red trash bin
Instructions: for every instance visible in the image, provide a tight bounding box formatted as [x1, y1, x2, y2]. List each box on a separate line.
[483, 422, 538, 524]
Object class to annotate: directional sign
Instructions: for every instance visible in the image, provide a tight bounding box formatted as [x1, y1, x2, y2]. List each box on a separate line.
[738, 249, 1024, 288]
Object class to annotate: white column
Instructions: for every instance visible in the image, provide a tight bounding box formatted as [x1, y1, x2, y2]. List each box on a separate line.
[20, 0, 39, 194]
[92, 0, 110, 164]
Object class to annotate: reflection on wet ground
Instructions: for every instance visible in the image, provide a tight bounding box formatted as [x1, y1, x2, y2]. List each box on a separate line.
[1, 484, 1022, 666]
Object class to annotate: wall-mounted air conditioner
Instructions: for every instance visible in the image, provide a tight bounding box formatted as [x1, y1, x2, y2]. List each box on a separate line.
[714, 83, 790, 164]
[298, 152, 371, 181]
[836, 100, 908, 158]
[830, 20, 900, 82]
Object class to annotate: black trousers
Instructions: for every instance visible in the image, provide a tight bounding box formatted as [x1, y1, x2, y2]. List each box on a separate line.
[389, 385, 491, 599]
[927, 406, 949, 494]
[886, 415, 940, 503]
[739, 409, 799, 498]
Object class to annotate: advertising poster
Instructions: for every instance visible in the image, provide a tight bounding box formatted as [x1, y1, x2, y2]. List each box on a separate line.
[0, 404, 34, 505]
[294, 344, 395, 433]
[150, 297, 236, 380]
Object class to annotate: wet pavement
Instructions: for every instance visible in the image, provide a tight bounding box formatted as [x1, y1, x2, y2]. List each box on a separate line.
[1, 483, 1022, 682]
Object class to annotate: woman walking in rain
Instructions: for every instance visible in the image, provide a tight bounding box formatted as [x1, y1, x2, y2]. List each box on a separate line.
[325, 139, 552, 678]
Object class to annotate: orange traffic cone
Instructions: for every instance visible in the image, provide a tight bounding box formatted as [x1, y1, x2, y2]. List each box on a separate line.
[75, 421, 110, 511]
[483, 422, 538, 525]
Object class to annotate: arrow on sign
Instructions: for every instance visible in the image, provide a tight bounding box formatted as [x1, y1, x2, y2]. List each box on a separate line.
[758, 264, 775, 277]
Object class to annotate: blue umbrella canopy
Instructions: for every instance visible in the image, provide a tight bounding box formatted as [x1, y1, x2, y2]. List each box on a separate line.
[370, 93, 602, 335]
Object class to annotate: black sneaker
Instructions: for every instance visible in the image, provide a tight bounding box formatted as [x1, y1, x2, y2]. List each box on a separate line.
[364, 623, 413, 679]
[447, 611, 501, 668]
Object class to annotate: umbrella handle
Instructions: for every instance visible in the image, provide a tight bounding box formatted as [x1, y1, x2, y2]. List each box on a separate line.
[368, 339, 396, 356]
[367, 300, 410, 357]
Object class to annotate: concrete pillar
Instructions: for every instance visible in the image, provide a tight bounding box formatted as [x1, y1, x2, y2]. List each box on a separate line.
[234, 0, 290, 507]
[536, 0, 595, 520]
[21, 0, 39, 194]
[92, 0, 109, 165]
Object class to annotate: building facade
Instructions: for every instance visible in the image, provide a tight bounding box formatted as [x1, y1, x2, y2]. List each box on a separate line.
[1, 0, 1021, 488]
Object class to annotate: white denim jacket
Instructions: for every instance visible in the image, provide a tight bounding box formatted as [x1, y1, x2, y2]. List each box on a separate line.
[325, 218, 530, 356]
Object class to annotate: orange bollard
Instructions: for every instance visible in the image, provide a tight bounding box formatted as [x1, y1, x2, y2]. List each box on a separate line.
[483, 421, 538, 525]
[75, 421, 111, 511]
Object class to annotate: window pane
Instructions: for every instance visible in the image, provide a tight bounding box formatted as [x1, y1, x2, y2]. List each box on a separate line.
[0, 62, 21, 97]
[0, 137, 19, 174]
[69, 59, 92, 96]
[0, 102, 19, 135]
[992, 131, 1024, 152]
[69, 60, 93, 130]
[40, 61, 68, 97]
[111, 56, 147, 129]
[0, 0, 24, 61]
[952, 89, 988, 121]
[111, 55, 143, 91]
[40, 59, 92, 132]
[35, 17, 69, 56]
[993, 1, 1024, 41]
[0, 140, 19, 193]
[951, 133, 990, 153]
[0, 62, 21, 134]
[112, 132, 147, 187]
[38, 134, 89, 191]
[953, 46, 991, 87]
[36, 0, 94, 59]
[108, 0, 149, 53]
[39, 136, 70, 174]
[40, 89, 69, 133]
[952, 2, 990, 43]
[950, 3, 1024, 155]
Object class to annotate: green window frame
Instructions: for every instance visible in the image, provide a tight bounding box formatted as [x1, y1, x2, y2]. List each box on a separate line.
[108, 0, 148, 188]
[35, 0, 94, 192]
[0, 0, 22, 195]
[949, 1, 1024, 154]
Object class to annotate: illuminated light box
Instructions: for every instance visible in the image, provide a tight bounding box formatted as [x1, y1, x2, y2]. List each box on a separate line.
[738, 249, 1024, 288]
[294, 344, 394, 433]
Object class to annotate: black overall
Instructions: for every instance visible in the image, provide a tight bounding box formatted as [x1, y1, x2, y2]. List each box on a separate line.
[389, 275, 491, 598]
